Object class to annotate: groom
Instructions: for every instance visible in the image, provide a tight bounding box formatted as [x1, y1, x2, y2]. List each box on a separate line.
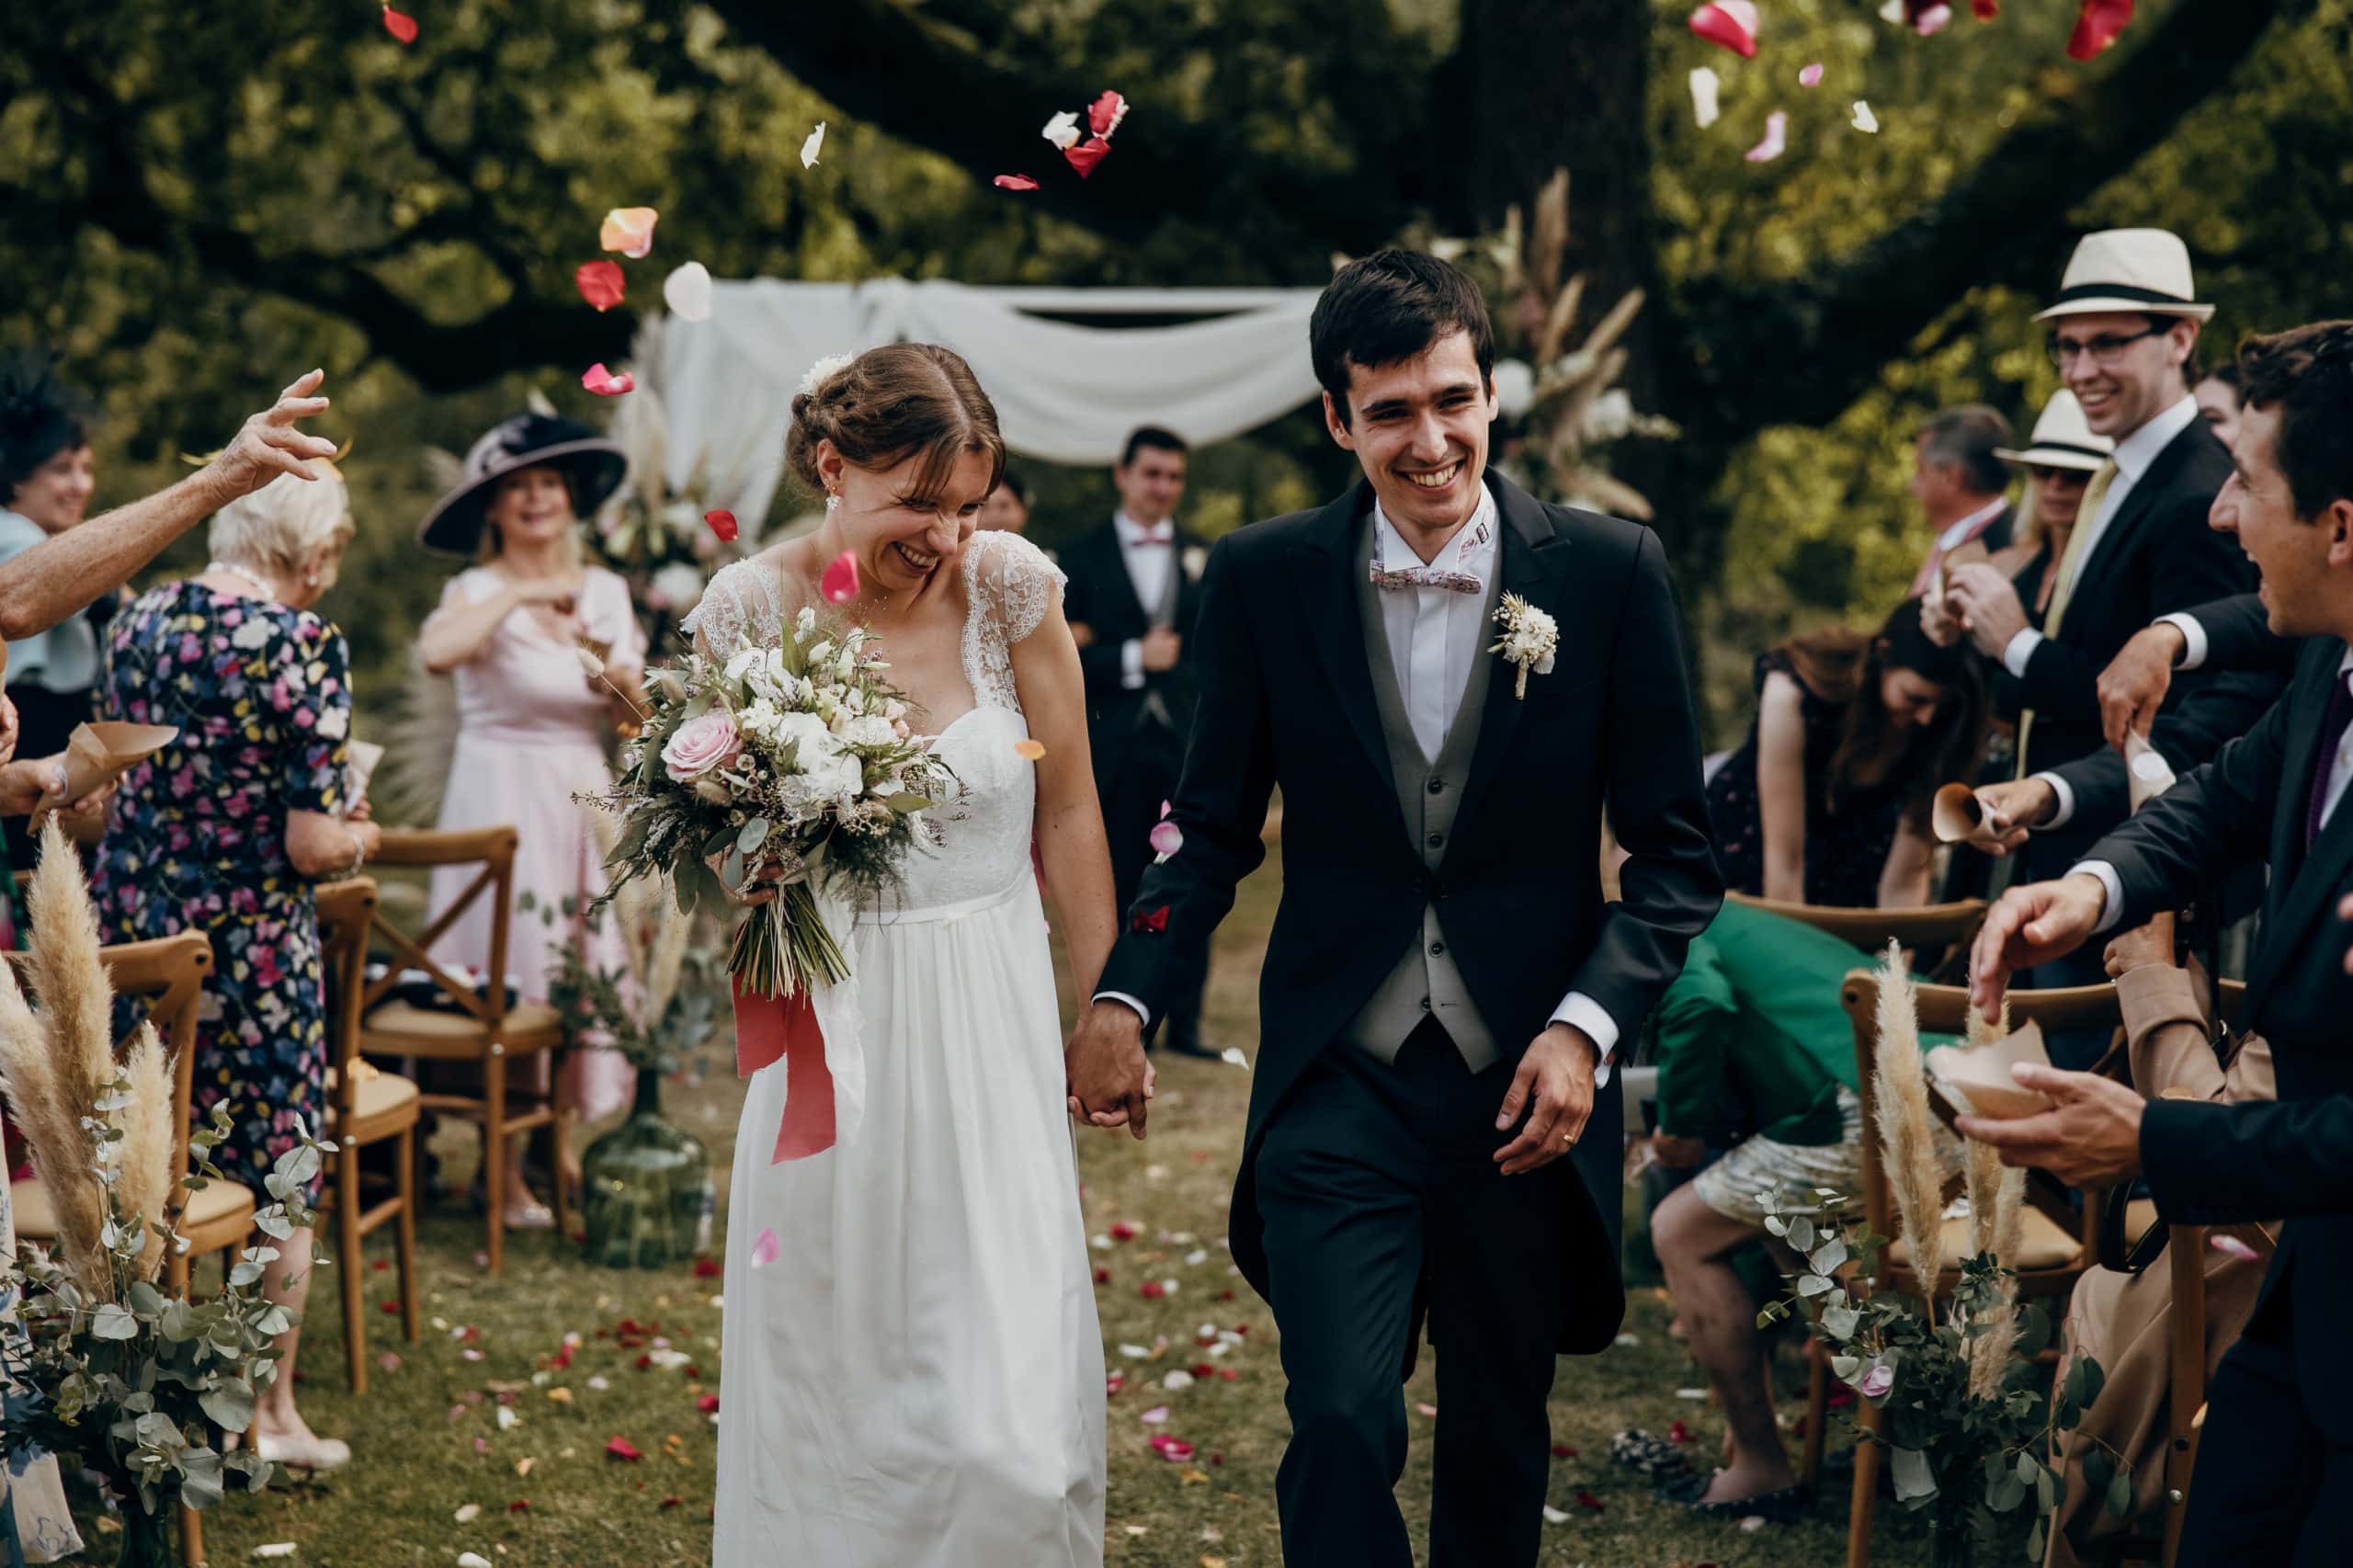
[1067, 250, 1722, 1565]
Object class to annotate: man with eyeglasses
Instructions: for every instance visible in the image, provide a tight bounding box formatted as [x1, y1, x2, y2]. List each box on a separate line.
[1938, 231, 2269, 1049]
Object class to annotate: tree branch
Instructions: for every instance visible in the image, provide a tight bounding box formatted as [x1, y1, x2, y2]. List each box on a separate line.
[1665, 0, 2311, 437]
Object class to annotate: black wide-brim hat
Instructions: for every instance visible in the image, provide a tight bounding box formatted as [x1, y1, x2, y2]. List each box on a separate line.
[417, 412, 630, 557]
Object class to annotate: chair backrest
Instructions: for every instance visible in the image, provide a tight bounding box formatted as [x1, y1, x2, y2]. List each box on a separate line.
[1841, 971, 2121, 1269]
[313, 877, 380, 1116]
[7, 931, 214, 1192]
[1726, 892, 1987, 981]
[359, 826, 519, 1028]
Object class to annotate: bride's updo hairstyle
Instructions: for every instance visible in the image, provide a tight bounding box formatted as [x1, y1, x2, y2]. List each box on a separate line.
[786, 343, 1007, 507]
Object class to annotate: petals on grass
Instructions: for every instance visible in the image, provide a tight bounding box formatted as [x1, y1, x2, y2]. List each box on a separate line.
[1575, 1489, 1606, 1512]
[1667, 1419, 1693, 1443]
[1745, 110, 1788, 163]
[1800, 62, 1824, 86]
[575, 260, 625, 312]
[994, 174, 1041, 191]
[1551, 1442, 1578, 1458]
[1042, 111, 1081, 150]
[606, 1436, 644, 1461]
[801, 122, 825, 169]
[664, 261, 713, 322]
[1688, 0, 1758, 57]
[1148, 1434, 1197, 1462]
[1140, 1280, 1167, 1300]
[454, 1504, 483, 1523]
[599, 207, 659, 259]
[381, 6, 418, 42]
[704, 509, 739, 543]
[1972, 0, 1999, 15]
[1687, 67, 1722, 130]
[698, 1393, 720, 1414]
[1851, 100, 1881, 133]
[582, 363, 635, 396]
[1063, 137, 1111, 179]
[1541, 1505, 1572, 1524]
[1149, 821, 1183, 858]
[1913, 1, 1953, 33]
[1014, 738, 1047, 760]
[2066, 0, 2132, 58]
[1087, 90, 1130, 138]
[692, 1256, 722, 1278]
[749, 1227, 779, 1268]
[821, 550, 859, 605]
[1141, 1405, 1170, 1425]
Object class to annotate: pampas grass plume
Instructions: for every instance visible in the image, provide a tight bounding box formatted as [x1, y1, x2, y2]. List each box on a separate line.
[1872, 940, 1945, 1315]
[118, 1020, 179, 1280]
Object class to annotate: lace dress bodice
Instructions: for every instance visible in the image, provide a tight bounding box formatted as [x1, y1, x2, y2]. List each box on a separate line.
[682, 530, 1066, 913]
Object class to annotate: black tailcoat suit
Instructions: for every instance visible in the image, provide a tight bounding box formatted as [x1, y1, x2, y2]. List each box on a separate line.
[1060, 517, 1213, 1046]
[2080, 636, 2353, 1560]
[1096, 473, 1722, 1566]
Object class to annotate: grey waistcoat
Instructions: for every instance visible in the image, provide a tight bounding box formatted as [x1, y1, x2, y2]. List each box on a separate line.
[1338, 520, 1504, 1073]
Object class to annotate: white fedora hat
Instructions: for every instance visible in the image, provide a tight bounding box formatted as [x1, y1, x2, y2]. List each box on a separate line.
[2034, 228, 2213, 323]
[1994, 391, 2115, 472]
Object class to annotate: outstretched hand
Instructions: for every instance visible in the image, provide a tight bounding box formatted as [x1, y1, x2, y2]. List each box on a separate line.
[2099, 621, 2186, 755]
[1493, 1023, 1597, 1176]
[1953, 1062, 2145, 1187]
[1970, 873, 2108, 1022]
[208, 370, 337, 500]
[1065, 1001, 1154, 1139]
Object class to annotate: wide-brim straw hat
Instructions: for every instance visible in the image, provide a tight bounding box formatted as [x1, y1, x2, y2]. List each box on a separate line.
[1994, 391, 2114, 472]
[417, 413, 629, 557]
[2032, 228, 2213, 324]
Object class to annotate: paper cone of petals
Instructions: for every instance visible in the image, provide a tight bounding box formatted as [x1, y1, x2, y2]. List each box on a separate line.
[1926, 1020, 2058, 1120]
[1930, 781, 2008, 846]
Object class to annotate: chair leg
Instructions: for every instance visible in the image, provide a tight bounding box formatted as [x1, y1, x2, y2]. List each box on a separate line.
[1802, 1336, 1830, 1494]
[337, 1141, 367, 1396]
[1846, 1396, 1883, 1568]
[396, 1124, 421, 1345]
[549, 1078, 572, 1243]
[483, 1052, 507, 1276]
[180, 1499, 204, 1566]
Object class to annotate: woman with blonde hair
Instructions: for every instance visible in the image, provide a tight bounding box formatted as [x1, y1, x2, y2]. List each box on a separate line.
[415, 414, 643, 1226]
[91, 464, 379, 1471]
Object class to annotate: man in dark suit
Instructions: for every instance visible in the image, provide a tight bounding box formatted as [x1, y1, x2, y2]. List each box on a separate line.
[1058, 426, 1219, 1057]
[1905, 403, 2017, 597]
[1961, 321, 2353, 1562]
[1063, 251, 1722, 1567]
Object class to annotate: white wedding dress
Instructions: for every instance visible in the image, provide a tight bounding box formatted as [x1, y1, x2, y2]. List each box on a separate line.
[689, 529, 1106, 1567]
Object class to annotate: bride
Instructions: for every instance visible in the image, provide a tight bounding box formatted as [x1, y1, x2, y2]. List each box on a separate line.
[692, 344, 1141, 1566]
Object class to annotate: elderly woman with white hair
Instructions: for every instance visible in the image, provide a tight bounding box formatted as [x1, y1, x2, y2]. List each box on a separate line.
[88, 464, 377, 1472]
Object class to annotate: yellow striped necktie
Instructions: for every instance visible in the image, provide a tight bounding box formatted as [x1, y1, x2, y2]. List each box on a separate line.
[2016, 459, 2120, 779]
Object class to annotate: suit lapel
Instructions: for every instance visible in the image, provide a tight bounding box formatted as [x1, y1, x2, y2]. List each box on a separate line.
[1288, 483, 1396, 799]
[2065, 428, 2195, 620]
[1453, 477, 1574, 837]
[1091, 520, 1150, 631]
[2249, 641, 2350, 1006]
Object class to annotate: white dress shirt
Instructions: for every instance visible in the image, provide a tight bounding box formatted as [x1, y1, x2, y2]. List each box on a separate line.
[2010, 395, 2205, 827]
[1114, 510, 1178, 689]
[2075, 646, 2353, 932]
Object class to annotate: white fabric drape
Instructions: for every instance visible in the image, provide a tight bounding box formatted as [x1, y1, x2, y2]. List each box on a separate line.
[658, 278, 1324, 520]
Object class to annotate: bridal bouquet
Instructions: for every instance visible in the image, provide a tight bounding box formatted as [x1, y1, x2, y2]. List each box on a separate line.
[588, 606, 955, 999]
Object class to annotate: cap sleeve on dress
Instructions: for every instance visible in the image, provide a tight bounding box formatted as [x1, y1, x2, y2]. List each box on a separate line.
[971, 530, 1067, 645]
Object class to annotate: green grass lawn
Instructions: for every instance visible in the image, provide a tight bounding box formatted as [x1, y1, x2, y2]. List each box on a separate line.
[52, 856, 1942, 1567]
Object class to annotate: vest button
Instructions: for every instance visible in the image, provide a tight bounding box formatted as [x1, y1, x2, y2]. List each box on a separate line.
[1427, 831, 1445, 848]
[1418, 996, 1433, 1012]
[1427, 777, 1445, 795]
[1429, 941, 1445, 957]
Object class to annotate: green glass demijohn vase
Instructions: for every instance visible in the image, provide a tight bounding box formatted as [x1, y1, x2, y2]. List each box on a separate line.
[579, 1071, 712, 1269]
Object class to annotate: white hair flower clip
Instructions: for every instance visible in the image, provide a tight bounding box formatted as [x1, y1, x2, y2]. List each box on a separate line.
[799, 352, 855, 399]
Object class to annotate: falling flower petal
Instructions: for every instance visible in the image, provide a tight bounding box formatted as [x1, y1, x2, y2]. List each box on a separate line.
[582, 363, 634, 396]
[801, 122, 825, 169]
[599, 207, 659, 258]
[1087, 90, 1130, 138]
[1799, 62, 1824, 86]
[1851, 100, 1881, 133]
[994, 174, 1041, 191]
[2210, 1232, 2260, 1261]
[1913, 2, 1953, 33]
[1150, 821, 1183, 858]
[1220, 1047, 1250, 1069]
[821, 551, 859, 605]
[1042, 110, 1082, 150]
[2066, 0, 2132, 58]
[606, 1436, 644, 1461]
[1745, 110, 1788, 162]
[1064, 137, 1111, 179]
[749, 1227, 779, 1268]
[664, 261, 713, 322]
[1688, 0, 1759, 57]
[381, 6, 418, 42]
[1687, 67, 1722, 130]
[575, 261, 625, 312]
[1014, 738, 1047, 760]
[704, 509, 739, 543]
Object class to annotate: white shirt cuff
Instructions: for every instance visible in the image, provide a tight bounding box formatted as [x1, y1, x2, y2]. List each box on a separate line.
[2155, 611, 2207, 672]
[1094, 990, 1151, 1027]
[2031, 770, 2076, 829]
[1550, 992, 1620, 1088]
[2002, 627, 2045, 680]
[1120, 639, 1144, 690]
[2065, 860, 2127, 934]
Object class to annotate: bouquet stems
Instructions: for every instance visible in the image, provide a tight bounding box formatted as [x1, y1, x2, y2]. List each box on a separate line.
[729, 881, 850, 999]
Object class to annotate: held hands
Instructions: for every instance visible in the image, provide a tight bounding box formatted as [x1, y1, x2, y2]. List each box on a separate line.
[1945, 564, 2029, 661]
[1064, 1001, 1154, 1140]
[1494, 1023, 1598, 1176]
[1967, 778, 2058, 857]
[1140, 627, 1183, 674]
[1953, 1064, 2146, 1187]
[207, 370, 338, 501]
[2099, 622, 2187, 754]
[1970, 872, 2109, 1023]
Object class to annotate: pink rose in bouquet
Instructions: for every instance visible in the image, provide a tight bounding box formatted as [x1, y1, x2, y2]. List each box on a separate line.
[661, 710, 743, 783]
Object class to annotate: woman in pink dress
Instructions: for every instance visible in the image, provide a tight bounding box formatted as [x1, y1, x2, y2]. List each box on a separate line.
[416, 414, 645, 1226]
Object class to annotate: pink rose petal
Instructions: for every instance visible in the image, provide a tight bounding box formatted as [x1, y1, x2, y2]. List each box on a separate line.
[381, 6, 419, 42]
[821, 550, 859, 605]
[1800, 62, 1824, 86]
[749, 1227, 780, 1268]
[1688, 0, 1758, 57]
[1913, 1, 1953, 33]
[2066, 0, 2132, 58]
[1086, 90, 1130, 138]
[1140, 1405, 1169, 1425]
[1745, 110, 1789, 164]
[1149, 821, 1183, 858]
[1149, 1434, 1197, 1462]
[1063, 137, 1111, 179]
[575, 261, 625, 312]
[581, 362, 634, 396]
[994, 174, 1041, 191]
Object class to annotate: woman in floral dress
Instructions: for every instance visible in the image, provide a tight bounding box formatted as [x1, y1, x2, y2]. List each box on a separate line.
[91, 469, 380, 1473]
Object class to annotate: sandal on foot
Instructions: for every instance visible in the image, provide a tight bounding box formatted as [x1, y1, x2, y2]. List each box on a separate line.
[1683, 1480, 1807, 1524]
[1610, 1428, 1695, 1483]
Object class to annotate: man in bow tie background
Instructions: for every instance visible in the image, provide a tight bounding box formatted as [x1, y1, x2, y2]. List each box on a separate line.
[1060, 426, 1222, 1058]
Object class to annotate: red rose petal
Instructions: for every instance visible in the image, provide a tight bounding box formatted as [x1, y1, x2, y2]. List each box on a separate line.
[381, 6, 419, 43]
[1063, 137, 1111, 179]
[582, 362, 635, 396]
[1688, 0, 1758, 58]
[697, 1394, 720, 1414]
[2066, 0, 2131, 58]
[575, 260, 626, 312]
[372, 1258, 389, 1272]
[821, 550, 858, 605]
[1551, 1443, 1578, 1459]
[381, 1300, 401, 1314]
[1148, 1435, 1197, 1462]
[692, 1256, 722, 1278]
[634, 1354, 654, 1371]
[606, 1436, 644, 1461]
[1668, 1419, 1693, 1444]
[1189, 1363, 1215, 1379]
[1972, 0, 1998, 14]
[1575, 1489, 1606, 1512]
[660, 1495, 683, 1510]
[704, 509, 739, 544]
[993, 175, 1041, 191]
[507, 1499, 530, 1513]
[1094, 1267, 1111, 1285]
[1086, 90, 1130, 138]
[1109, 1221, 1140, 1242]
[1139, 1280, 1166, 1300]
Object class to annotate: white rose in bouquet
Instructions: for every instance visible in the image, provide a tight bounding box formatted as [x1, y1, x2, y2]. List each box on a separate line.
[841, 714, 898, 749]
[772, 710, 864, 804]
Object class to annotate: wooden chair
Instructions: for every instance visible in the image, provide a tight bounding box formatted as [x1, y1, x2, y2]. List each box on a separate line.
[356, 826, 566, 1274]
[314, 878, 420, 1394]
[1724, 892, 1988, 982]
[1821, 973, 2121, 1568]
[6, 930, 235, 1568]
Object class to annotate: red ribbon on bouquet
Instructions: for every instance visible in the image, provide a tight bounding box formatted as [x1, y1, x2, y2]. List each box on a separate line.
[733, 981, 835, 1162]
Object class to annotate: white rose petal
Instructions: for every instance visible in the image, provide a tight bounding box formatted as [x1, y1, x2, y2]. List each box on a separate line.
[801, 121, 825, 168]
[1042, 111, 1081, 149]
[664, 261, 714, 322]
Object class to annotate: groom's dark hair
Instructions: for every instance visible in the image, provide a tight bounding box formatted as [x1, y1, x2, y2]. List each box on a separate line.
[1310, 250, 1495, 429]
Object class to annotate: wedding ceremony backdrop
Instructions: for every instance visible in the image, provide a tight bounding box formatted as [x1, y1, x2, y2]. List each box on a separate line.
[6, 0, 2353, 1562]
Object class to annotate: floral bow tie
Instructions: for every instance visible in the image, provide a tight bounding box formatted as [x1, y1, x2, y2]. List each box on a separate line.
[1370, 563, 1483, 594]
